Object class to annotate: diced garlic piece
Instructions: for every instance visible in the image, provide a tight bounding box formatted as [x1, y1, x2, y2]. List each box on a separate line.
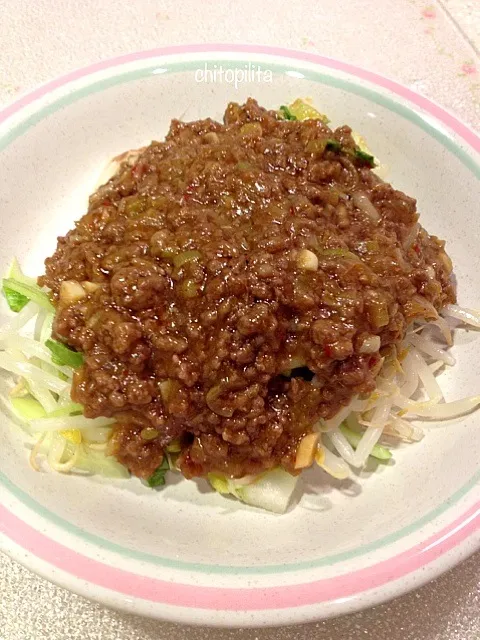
[59, 281, 86, 305]
[297, 249, 318, 271]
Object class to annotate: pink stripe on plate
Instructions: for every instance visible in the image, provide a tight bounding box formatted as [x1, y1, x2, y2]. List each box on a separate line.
[1, 502, 478, 609]
[0, 44, 479, 153]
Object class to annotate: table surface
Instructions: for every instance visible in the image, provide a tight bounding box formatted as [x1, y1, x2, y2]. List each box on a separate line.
[0, 1, 479, 639]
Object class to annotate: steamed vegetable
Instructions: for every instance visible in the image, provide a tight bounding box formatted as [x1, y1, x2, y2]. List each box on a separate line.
[47, 402, 84, 417]
[287, 99, 330, 124]
[11, 396, 47, 420]
[279, 105, 297, 121]
[2, 259, 54, 312]
[74, 447, 130, 478]
[352, 132, 375, 165]
[339, 424, 392, 461]
[147, 457, 170, 487]
[2, 285, 29, 312]
[0, 260, 124, 479]
[2, 278, 53, 312]
[326, 139, 342, 152]
[6, 258, 35, 285]
[315, 446, 351, 480]
[46, 339, 84, 368]
[354, 149, 376, 168]
[29, 414, 115, 432]
[3, 258, 35, 307]
[321, 140, 376, 167]
[278, 102, 377, 168]
[2, 259, 37, 312]
[208, 468, 298, 513]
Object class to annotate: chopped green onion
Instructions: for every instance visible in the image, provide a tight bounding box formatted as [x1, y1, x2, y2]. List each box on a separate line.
[2, 278, 54, 312]
[45, 339, 84, 369]
[326, 139, 342, 152]
[354, 149, 376, 167]
[172, 250, 202, 269]
[339, 424, 392, 461]
[279, 105, 297, 121]
[236, 161, 253, 171]
[147, 457, 170, 487]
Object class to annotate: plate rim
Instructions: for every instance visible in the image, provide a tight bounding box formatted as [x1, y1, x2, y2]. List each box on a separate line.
[0, 43, 479, 626]
[2, 501, 478, 627]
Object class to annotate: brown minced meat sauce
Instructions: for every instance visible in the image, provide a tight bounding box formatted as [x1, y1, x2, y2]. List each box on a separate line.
[39, 99, 455, 481]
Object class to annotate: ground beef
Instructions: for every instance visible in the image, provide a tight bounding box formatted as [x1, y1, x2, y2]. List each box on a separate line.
[39, 99, 455, 480]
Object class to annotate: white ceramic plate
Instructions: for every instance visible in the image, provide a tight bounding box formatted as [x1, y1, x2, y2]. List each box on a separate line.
[0, 45, 479, 627]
